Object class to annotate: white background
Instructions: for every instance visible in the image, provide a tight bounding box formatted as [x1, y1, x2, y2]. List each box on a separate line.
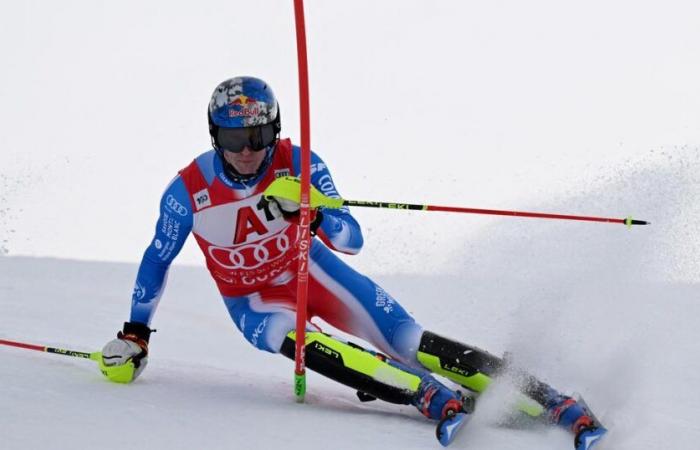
[1, 0, 699, 278]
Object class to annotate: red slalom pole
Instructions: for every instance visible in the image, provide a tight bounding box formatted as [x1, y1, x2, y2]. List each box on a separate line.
[292, 0, 312, 402]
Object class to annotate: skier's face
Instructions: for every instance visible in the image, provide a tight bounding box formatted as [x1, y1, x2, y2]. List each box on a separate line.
[223, 146, 267, 175]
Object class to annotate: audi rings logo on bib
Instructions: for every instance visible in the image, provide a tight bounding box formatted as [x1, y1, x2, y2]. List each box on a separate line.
[166, 195, 188, 216]
[208, 227, 299, 270]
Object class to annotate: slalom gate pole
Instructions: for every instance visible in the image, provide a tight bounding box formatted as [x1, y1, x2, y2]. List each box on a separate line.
[341, 200, 649, 227]
[0, 338, 99, 361]
[292, 0, 312, 402]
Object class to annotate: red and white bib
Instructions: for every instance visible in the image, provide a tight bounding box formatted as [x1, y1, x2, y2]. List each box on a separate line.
[178, 139, 299, 296]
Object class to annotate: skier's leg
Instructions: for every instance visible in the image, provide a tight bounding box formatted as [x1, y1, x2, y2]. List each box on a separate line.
[303, 243, 596, 432]
[416, 331, 539, 407]
[280, 330, 466, 420]
[222, 289, 466, 421]
[223, 288, 298, 353]
[416, 330, 604, 441]
[306, 241, 425, 366]
[303, 247, 502, 399]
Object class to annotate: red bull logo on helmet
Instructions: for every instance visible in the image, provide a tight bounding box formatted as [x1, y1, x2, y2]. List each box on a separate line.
[228, 94, 261, 118]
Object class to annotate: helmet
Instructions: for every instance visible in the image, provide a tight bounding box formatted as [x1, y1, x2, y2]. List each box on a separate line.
[207, 76, 281, 182]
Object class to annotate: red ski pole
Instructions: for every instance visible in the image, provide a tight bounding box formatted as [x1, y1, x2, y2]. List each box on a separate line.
[264, 177, 650, 228]
[341, 200, 649, 227]
[0, 338, 99, 360]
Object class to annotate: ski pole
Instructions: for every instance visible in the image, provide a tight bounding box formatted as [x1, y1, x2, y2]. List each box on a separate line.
[341, 200, 649, 227]
[264, 176, 650, 228]
[1, 338, 140, 383]
[0, 338, 100, 361]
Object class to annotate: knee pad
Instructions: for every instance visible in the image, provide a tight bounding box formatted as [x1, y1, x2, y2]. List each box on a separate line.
[390, 321, 425, 366]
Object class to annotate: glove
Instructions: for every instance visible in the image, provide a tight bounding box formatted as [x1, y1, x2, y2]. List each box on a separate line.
[99, 321, 152, 383]
[261, 196, 324, 235]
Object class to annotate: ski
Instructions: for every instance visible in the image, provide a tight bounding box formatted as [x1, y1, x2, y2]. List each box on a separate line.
[575, 426, 608, 450]
[436, 412, 471, 447]
[573, 395, 607, 450]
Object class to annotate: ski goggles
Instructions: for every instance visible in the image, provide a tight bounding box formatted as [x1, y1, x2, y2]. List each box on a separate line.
[214, 123, 278, 153]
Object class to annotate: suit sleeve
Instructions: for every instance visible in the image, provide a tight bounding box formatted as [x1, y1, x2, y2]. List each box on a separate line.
[130, 175, 193, 325]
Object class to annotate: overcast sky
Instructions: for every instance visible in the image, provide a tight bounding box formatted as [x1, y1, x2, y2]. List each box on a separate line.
[1, 0, 699, 275]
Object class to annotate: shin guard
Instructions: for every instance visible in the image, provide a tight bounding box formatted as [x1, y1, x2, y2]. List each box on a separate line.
[417, 331, 502, 393]
[418, 331, 551, 416]
[281, 331, 421, 405]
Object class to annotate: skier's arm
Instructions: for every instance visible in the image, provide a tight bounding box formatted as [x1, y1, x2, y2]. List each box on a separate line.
[306, 152, 364, 255]
[130, 175, 193, 325]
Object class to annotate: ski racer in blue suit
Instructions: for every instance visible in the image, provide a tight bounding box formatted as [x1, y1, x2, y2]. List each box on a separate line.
[99, 77, 607, 449]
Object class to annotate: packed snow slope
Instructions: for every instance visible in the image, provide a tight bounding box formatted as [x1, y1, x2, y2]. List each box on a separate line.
[2, 156, 699, 450]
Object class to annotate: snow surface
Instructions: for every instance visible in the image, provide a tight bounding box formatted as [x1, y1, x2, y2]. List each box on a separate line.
[2, 149, 699, 450]
[2, 1, 700, 449]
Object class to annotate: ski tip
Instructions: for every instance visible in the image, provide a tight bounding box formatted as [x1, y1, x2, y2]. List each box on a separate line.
[575, 426, 608, 450]
[436, 412, 470, 447]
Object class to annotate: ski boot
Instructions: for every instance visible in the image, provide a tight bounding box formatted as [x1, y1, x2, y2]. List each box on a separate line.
[413, 375, 466, 420]
[547, 395, 607, 450]
[412, 375, 475, 446]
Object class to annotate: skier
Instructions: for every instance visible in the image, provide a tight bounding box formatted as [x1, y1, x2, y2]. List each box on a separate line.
[100, 76, 606, 449]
